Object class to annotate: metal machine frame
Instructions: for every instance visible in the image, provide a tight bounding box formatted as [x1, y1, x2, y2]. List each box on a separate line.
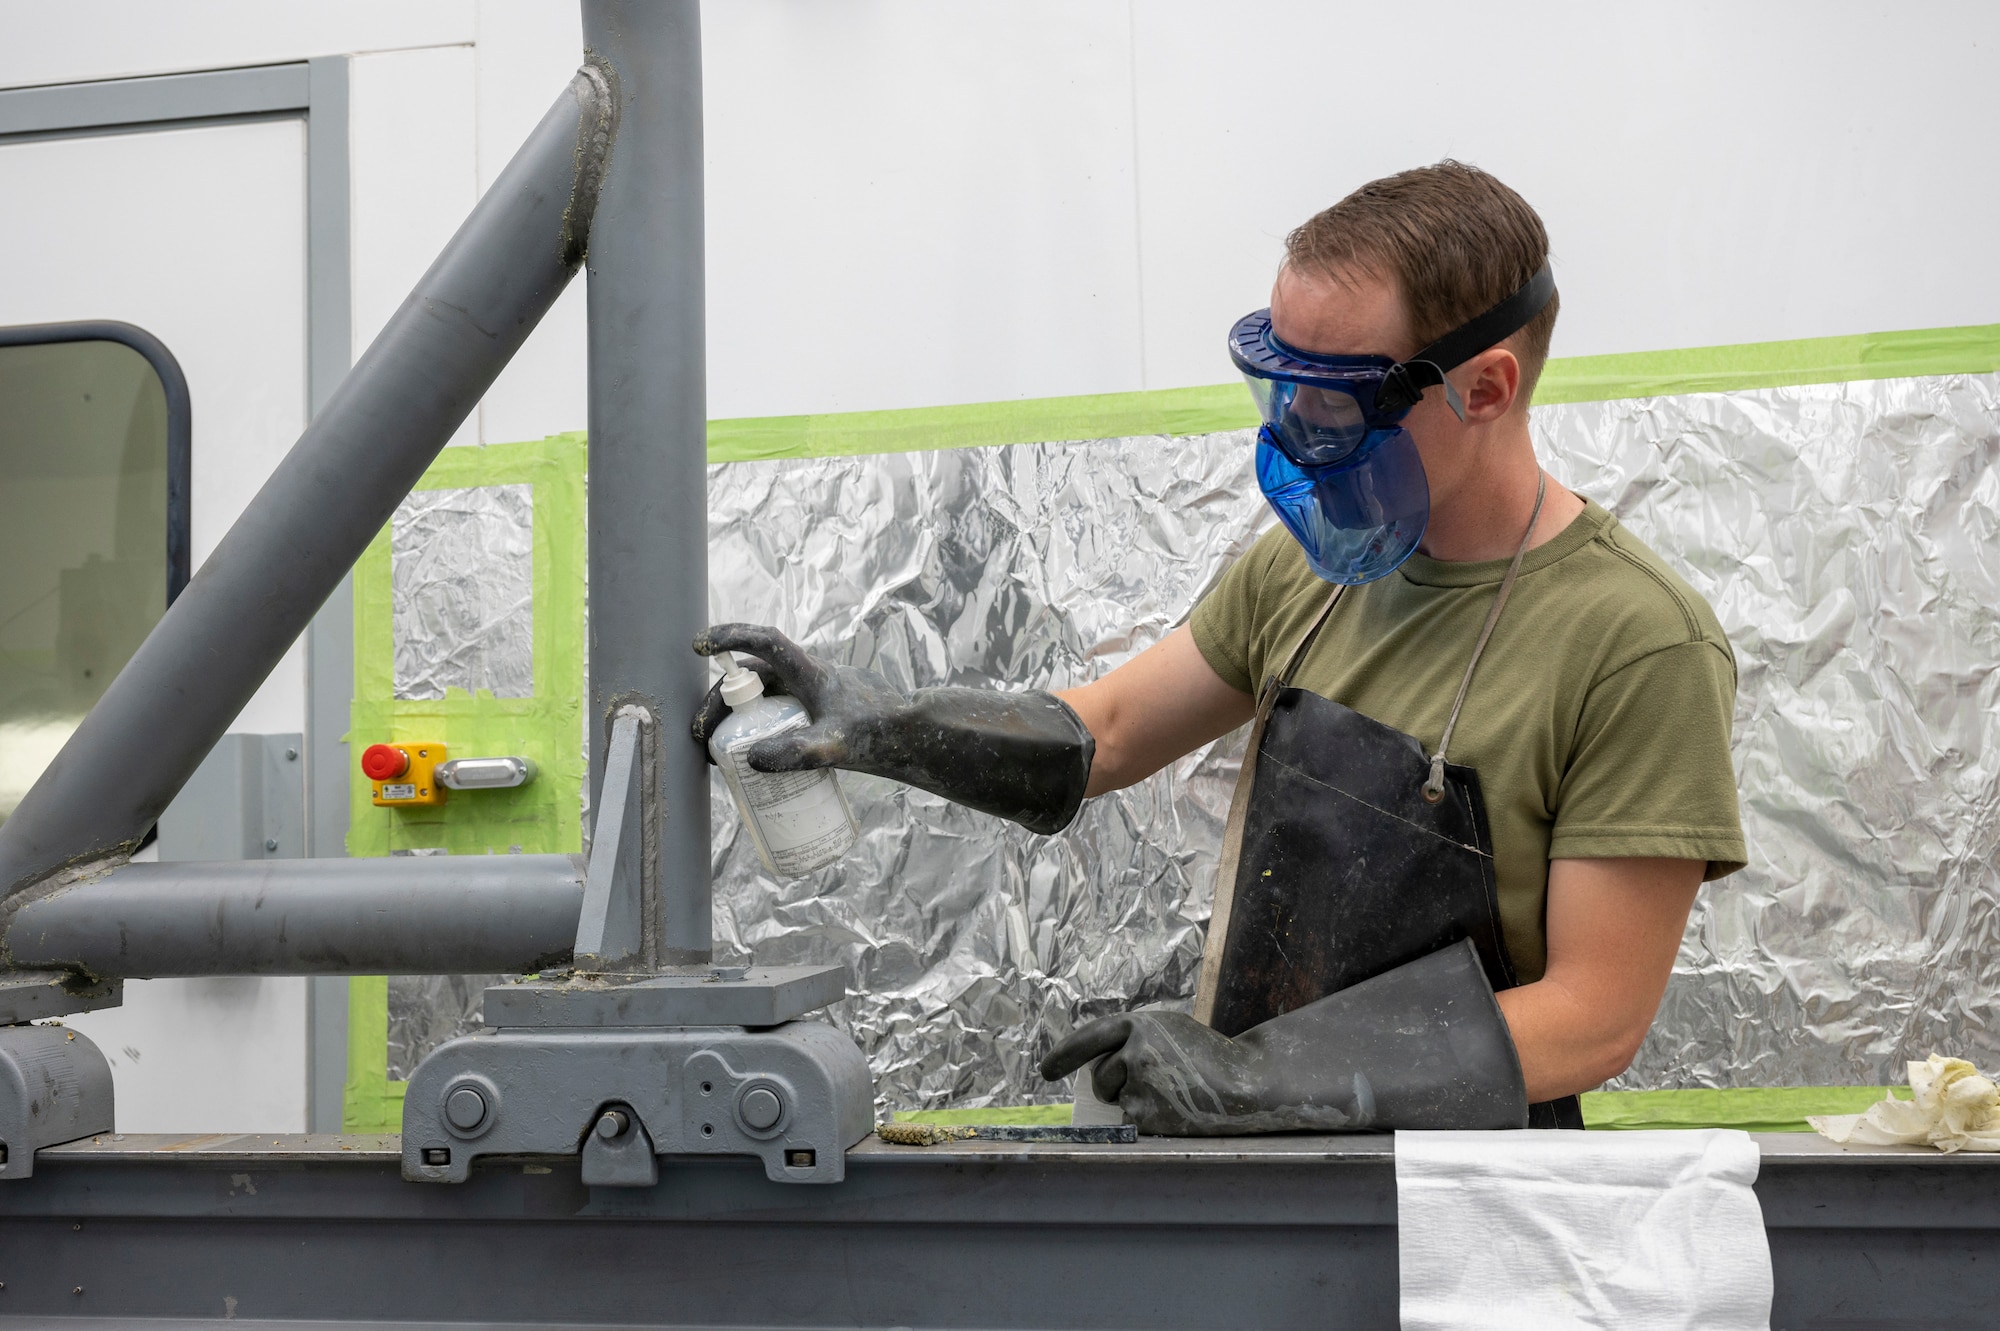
[0, 1, 874, 1185]
[1, 1132, 1996, 1327]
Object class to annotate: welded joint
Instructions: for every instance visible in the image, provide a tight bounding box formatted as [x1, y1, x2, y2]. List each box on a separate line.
[562, 58, 619, 269]
[618, 698, 665, 970]
[0, 851, 128, 978]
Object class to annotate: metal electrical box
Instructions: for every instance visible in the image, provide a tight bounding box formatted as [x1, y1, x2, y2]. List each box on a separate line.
[156, 732, 304, 861]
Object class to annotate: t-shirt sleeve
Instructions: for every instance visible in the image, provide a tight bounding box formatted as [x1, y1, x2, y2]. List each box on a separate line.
[1550, 639, 1746, 880]
[1188, 528, 1286, 696]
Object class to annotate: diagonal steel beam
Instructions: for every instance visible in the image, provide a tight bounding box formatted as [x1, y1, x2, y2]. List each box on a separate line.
[0, 63, 617, 900]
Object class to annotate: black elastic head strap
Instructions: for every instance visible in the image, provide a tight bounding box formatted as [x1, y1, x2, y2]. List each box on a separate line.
[1375, 262, 1556, 419]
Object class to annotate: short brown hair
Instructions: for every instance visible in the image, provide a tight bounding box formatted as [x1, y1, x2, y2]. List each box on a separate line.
[1284, 161, 1558, 400]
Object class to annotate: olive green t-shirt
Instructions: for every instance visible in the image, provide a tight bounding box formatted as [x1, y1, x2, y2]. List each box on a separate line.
[1189, 499, 1745, 982]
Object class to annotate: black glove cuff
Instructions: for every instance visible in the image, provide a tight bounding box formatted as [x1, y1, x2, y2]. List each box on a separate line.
[885, 688, 1096, 836]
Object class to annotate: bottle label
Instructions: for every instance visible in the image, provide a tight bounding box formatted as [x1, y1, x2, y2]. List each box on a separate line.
[722, 712, 854, 875]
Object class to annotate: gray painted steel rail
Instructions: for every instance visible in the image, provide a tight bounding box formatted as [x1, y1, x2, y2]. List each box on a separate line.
[582, 0, 712, 968]
[6, 855, 584, 977]
[0, 1134, 1992, 1328]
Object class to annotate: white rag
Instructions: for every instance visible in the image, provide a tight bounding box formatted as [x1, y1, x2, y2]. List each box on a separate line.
[1395, 1129, 1772, 1331]
[1810, 1055, 2000, 1152]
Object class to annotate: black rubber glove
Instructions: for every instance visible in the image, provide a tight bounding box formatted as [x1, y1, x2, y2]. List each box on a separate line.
[693, 622, 1095, 836]
[1039, 939, 1527, 1135]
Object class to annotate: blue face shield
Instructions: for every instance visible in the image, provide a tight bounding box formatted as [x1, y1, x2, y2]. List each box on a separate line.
[1228, 264, 1556, 585]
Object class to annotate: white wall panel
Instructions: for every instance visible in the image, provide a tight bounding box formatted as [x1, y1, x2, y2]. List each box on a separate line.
[63, 978, 311, 1134]
[0, 119, 308, 734]
[700, 0, 1144, 418]
[1129, 0, 2000, 388]
[0, 0, 474, 89]
[473, 0, 588, 445]
[348, 44, 481, 448]
[0, 119, 313, 1131]
[10, 1, 2000, 430]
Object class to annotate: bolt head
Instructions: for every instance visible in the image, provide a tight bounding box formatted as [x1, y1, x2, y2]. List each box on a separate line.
[264, 838, 280, 852]
[444, 1085, 488, 1131]
[595, 1108, 629, 1140]
[740, 1086, 783, 1131]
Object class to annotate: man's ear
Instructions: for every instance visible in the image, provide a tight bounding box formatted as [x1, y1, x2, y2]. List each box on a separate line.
[1455, 346, 1523, 422]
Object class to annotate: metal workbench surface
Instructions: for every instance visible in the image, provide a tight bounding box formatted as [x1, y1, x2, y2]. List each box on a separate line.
[2, 1132, 1993, 1329]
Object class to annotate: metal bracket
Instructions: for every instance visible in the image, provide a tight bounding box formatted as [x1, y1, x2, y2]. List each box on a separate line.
[566, 702, 847, 1021]
[0, 1024, 115, 1180]
[157, 732, 303, 861]
[401, 1022, 873, 1186]
[574, 705, 656, 972]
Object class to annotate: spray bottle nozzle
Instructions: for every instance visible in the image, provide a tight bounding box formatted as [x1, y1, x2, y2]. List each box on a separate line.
[717, 649, 765, 708]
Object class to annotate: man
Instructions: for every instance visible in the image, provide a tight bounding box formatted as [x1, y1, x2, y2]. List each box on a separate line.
[695, 162, 1744, 1135]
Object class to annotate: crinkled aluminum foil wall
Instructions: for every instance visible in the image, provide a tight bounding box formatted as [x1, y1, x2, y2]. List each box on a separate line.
[710, 372, 2000, 1108]
[386, 973, 510, 1081]
[706, 437, 1269, 1109]
[389, 371, 2000, 1104]
[1537, 374, 2000, 1090]
[391, 483, 535, 701]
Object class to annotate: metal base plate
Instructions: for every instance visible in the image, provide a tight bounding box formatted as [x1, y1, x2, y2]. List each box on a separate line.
[0, 970, 121, 1026]
[484, 964, 847, 1029]
[401, 1021, 875, 1185]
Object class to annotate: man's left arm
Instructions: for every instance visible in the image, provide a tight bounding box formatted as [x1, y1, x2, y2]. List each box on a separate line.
[1496, 856, 1702, 1103]
[1502, 631, 1744, 1102]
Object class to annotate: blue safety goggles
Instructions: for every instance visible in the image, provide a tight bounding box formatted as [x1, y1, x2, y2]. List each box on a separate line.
[1228, 264, 1554, 584]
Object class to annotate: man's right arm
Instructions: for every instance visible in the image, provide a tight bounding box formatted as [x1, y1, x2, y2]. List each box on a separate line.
[1058, 624, 1256, 797]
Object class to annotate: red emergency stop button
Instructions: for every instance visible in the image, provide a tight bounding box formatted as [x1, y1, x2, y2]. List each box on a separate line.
[361, 743, 410, 781]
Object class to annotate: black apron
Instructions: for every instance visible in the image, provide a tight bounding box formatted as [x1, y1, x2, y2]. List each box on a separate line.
[1193, 479, 1583, 1130]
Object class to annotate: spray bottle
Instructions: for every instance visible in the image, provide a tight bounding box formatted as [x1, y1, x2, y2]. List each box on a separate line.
[707, 652, 859, 878]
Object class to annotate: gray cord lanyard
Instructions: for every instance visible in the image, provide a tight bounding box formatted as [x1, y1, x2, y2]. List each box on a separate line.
[1421, 471, 1548, 803]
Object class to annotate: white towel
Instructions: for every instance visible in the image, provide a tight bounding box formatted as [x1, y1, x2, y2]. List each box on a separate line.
[1395, 1129, 1772, 1331]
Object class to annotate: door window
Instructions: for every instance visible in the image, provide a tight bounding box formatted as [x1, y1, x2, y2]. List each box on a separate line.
[0, 324, 189, 822]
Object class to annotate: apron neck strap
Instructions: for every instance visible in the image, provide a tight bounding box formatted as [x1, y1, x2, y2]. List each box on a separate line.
[1422, 471, 1549, 804]
[1270, 583, 1346, 697]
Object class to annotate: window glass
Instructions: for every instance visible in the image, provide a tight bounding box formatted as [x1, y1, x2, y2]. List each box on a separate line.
[0, 339, 171, 822]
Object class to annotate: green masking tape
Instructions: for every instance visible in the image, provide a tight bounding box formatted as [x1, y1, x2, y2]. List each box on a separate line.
[702, 320, 2000, 462]
[343, 434, 586, 1132]
[1580, 1085, 1912, 1133]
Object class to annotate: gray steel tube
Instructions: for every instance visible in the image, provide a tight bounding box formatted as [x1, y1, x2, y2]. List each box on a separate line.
[582, 1, 710, 966]
[0, 67, 614, 898]
[6, 855, 584, 977]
